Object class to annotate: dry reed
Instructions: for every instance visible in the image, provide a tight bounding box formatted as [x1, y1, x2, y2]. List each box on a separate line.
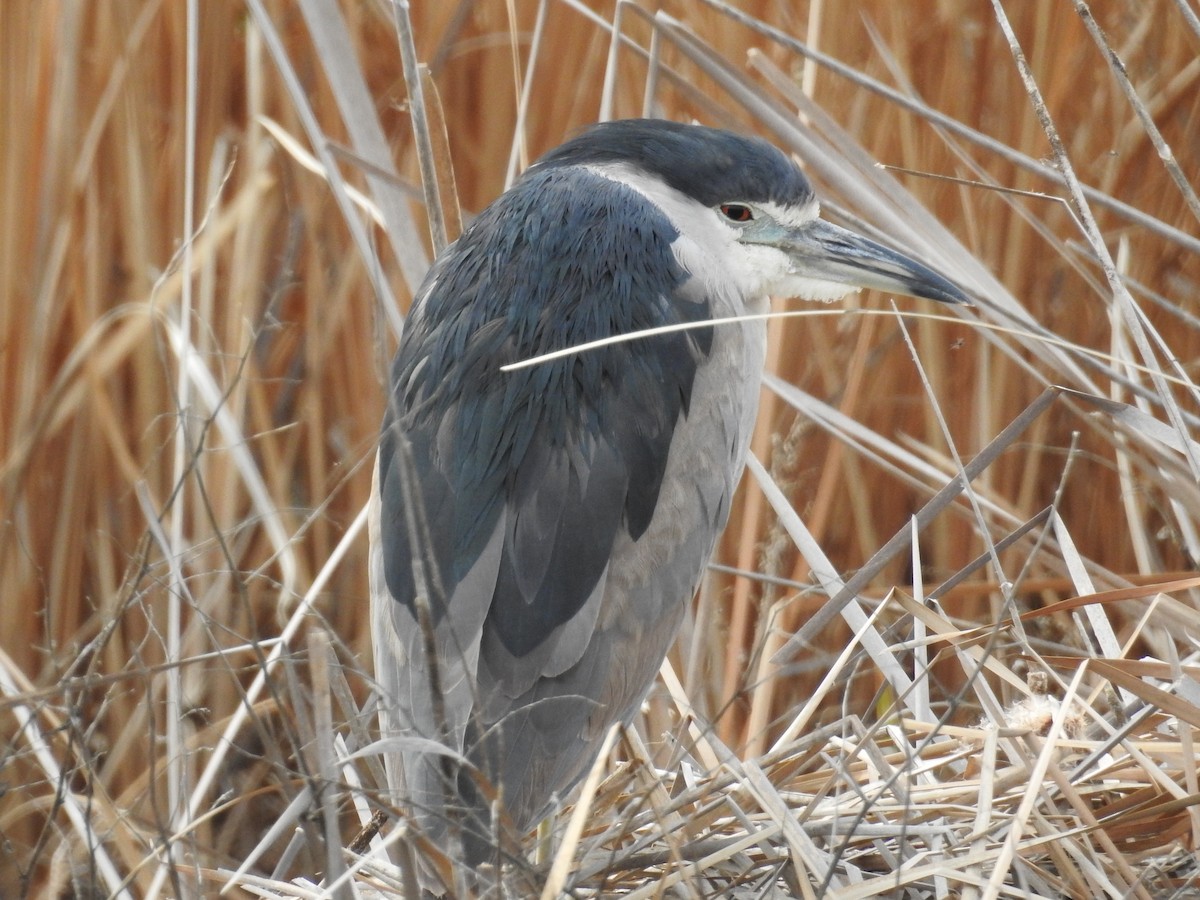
[2, 0, 1199, 896]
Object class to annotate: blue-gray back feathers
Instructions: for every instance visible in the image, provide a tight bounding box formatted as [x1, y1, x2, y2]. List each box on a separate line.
[379, 160, 713, 658]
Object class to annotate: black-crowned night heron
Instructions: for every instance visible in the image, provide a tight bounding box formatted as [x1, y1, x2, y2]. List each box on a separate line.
[369, 118, 966, 860]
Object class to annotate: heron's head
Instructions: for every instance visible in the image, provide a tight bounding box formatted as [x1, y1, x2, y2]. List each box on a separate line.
[532, 119, 969, 307]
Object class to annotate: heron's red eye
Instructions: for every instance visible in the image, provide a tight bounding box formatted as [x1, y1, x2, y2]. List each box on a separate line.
[719, 204, 754, 223]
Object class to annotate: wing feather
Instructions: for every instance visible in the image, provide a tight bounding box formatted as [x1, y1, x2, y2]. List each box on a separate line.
[371, 165, 718, 835]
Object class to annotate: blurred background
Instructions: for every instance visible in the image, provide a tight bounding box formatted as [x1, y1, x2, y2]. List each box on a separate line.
[3, 0, 1199, 895]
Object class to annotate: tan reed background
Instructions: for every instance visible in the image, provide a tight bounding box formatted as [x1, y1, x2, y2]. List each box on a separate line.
[3, 0, 1199, 895]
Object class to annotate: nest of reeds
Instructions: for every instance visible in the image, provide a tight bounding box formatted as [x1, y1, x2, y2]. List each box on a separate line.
[4, 1, 1200, 897]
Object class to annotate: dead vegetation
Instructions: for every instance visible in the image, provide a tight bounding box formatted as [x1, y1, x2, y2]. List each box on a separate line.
[2, 0, 1200, 896]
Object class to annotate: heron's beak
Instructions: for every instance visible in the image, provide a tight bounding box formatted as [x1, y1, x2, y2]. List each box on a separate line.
[780, 219, 969, 305]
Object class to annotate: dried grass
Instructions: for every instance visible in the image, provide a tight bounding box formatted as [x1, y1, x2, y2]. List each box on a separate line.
[3, 0, 1200, 896]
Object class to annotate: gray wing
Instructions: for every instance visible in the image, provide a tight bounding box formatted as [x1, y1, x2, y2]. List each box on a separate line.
[370, 167, 724, 841]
